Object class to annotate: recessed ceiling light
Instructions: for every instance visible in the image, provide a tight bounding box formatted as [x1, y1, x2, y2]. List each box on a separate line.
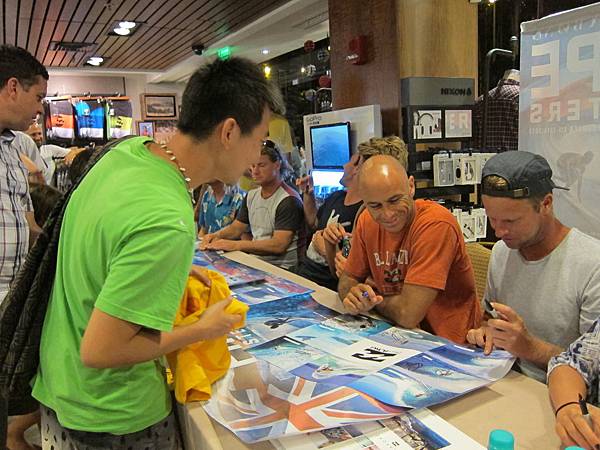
[261, 49, 270, 55]
[86, 56, 104, 66]
[119, 21, 137, 29]
[113, 27, 131, 36]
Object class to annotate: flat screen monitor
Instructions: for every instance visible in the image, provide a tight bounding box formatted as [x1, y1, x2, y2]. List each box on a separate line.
[310, 122, 351, 169]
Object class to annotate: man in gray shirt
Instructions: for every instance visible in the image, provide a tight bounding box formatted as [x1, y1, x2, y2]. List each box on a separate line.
[202, 140, 304, 269]
[466, 151, 600, 383]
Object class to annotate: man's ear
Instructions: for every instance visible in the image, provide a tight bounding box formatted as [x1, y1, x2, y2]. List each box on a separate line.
[541, 193, 553, 214]
[408, 175, 416, 198]
[3, 78, 19, 98]
[219, 118, 239, 148]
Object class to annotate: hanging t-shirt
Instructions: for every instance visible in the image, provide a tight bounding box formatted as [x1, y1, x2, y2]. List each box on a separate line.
[344, 199, 480, 344]
[32, 136, 196, 434]
[107, 99, 133, 139]
[74, 99, 105, 140]
[47, 98, 75, 142]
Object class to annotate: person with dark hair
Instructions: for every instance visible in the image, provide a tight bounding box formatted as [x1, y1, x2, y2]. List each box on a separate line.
[0, 44, 48, 302]
[67, 147, 94, 185]
[29, 183, 62, 228]
[466, 151, 600, 383]
[202, 140, 304, 270]
[197, 180, 245, 236]
[0, 45, 48, 450]
[30, 57, 284, 449]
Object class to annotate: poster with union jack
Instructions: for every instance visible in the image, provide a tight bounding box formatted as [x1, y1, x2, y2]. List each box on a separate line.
[203, 360, 407, 443]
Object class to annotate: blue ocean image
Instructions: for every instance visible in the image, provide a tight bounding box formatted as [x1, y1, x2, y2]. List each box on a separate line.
[349, 353, 488, 408]
[291, 354, 372, 387]
[368, 327, 448, 352]
[426, 344, 514, 381]
[245, 296, 337, 342]
[321, 314, 392, 337]
[311, 124, 350, 168]
[246, 336, 326, 371]
[289, 323, 363, 349]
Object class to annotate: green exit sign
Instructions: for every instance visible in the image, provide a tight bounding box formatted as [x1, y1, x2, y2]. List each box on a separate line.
[217, 46, 232, 60]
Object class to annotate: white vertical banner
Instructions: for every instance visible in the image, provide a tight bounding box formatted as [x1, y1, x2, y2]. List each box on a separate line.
[520, 3, 600, 238]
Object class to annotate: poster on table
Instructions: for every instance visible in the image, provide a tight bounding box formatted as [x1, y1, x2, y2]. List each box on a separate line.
[206, 295, 514, 443]
[519, 3, 600, 238]
[273, 408, 485, 450]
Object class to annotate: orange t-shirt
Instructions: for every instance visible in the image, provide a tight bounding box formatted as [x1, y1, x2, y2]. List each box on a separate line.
[344, 199, 481, 343]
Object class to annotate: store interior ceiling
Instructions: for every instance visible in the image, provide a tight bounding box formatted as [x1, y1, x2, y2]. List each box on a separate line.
[2, 0, 329, 82]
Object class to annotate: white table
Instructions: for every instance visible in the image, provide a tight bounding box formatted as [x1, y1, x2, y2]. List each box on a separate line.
[179, 251, 561, 450]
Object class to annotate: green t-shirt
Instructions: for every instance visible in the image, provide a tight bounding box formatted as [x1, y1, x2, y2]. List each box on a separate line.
[32, 136, 196, 434]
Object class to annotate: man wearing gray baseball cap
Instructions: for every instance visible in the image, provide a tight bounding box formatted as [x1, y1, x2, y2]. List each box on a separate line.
[466, 150, 600, 383]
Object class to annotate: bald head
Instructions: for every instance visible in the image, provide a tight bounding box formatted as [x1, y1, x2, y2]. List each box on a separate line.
[358, 155, 410, 192]
[25, 122, 43, 148]
[358, 155, 415, 233]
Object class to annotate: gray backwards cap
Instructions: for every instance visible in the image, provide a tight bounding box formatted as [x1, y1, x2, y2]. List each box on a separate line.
[481, 151, 568, 198]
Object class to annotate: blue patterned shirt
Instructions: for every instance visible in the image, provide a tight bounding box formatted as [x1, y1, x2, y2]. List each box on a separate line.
[198, 184, 244, 234]
[548, 319, 600, 405]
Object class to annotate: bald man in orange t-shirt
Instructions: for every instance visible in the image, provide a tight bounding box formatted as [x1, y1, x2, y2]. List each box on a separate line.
[338, 155, 481, 343]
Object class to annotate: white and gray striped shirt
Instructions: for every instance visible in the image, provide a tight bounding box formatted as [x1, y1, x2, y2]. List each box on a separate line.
[0, 129, 33, 303]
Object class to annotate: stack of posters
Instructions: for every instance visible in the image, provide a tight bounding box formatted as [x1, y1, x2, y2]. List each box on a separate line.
[192, 251, 266, 287]
[203, 296, 514, 443]
[192, 250, 313, 302]
[193, 252, 511, 445]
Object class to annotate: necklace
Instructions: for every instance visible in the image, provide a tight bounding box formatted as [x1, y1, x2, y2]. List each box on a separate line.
[160, 144, 195, 204]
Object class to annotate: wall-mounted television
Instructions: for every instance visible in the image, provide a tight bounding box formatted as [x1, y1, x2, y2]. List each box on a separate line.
[309, 122, 351, 169]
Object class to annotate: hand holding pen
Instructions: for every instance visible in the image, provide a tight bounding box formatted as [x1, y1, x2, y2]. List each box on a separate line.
[342, 283, 383, 314]
[554, 393, 600, 450]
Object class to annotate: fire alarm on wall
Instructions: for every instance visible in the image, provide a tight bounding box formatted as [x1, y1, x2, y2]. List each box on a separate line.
[346, 35, 367, 65]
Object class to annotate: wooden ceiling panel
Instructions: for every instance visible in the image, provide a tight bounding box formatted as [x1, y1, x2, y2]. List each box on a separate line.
[155, 0, 287, 71]
[16, 0, 35, 49]
[4, 0, 20, 46]
[107, 0, 201, 68]
[55, 0, 108, 66]
[89, 0, 165, 65]
[1, 0, 293, 71]
[35, 0, 67, 62]
[117, 0, 233, 69]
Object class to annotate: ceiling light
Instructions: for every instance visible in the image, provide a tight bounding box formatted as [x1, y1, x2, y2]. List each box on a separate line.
[301, 66, 306, 73]
[119, 21, 137, 29]
[113, 27, 131, 36]
[261, 49, 270, 55]
[86, 57, 104, 66]
[264, 65, 271, 78]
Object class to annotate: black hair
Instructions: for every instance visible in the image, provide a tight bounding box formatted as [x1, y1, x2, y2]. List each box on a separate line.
[261, 140, 291, 179]
[178, 57, 284, 141]
[68, 148, 94, 185]
[0, 45, 49, 89]
[29, 183, 62, 226]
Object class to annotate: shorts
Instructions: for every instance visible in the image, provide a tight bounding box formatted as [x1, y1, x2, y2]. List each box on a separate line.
[40, 405, 181, 450]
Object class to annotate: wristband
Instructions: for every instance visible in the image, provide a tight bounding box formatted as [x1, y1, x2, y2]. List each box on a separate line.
[554, 401, 579, 417]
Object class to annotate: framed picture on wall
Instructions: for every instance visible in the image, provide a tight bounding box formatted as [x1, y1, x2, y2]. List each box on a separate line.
[141, 93, 178, 120]
[136, 121, 154, 138]
[154, 120, 178, 145]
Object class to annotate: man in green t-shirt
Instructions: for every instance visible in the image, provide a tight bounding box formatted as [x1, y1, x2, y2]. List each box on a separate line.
[31, 57, 283, 449]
